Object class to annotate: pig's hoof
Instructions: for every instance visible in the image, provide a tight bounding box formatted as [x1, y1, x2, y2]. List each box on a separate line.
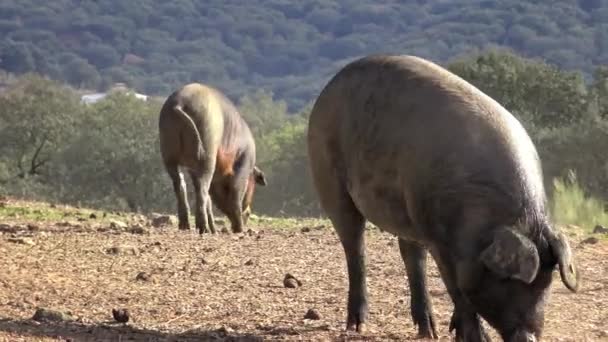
[345, 303, 368, 334]
[416, 331, 438, 340]
[450, 312, 490, 342]
[416, 317, 438, 339]
[346, 313, 366, 333]
[346, 321, 366, 333]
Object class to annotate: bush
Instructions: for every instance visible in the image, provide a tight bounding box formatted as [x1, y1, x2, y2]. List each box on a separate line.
[550, 170, 608, 232]
[1, 1, 608, 112]
[1, 48, 608, 226]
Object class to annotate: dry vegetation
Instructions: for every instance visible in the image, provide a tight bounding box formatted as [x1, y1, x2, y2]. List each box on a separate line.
[0, 197, 606, 342]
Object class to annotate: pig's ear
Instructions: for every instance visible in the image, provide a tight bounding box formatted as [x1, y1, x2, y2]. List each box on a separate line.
[480, 228, 540, 284]
[544, 228, 580, 292]
[253, 166, 267, 186]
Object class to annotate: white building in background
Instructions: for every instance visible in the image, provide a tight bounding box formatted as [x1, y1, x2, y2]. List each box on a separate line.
[80, 83, 148, 104]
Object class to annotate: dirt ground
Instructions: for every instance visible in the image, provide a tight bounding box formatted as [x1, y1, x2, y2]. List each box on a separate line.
[0, 199, 607, 342]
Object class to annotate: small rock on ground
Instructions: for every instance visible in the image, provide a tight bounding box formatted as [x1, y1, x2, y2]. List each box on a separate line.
[593, 225, 608, 234]
[127, 225, 148, 235]
[135, 271, 151, 281]
[32, 308, 73, 322]
[304, 309, 321, 320]
[109, 219, 128, 229]
[7, 237, 35, 246]
[112, 308, 130, 323]
[105, 245, 139, 256]
[284, 278, 299, 288]
[217, 326, 234, 335]
[27, 224, 39, 231]
[581, 237, 599, 245]
[283, 273, 302, 288]
[150, 214, 177, 228]
[0, 224, 19, 234]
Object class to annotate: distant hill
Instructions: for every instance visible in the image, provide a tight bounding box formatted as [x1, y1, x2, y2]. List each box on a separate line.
[1, 0, 607, 111]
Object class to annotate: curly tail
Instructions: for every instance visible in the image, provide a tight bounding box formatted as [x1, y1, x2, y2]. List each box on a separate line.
[173, 105, 205, 159]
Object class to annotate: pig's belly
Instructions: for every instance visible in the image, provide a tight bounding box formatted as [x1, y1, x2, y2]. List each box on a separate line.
[348, 180, 423, 242]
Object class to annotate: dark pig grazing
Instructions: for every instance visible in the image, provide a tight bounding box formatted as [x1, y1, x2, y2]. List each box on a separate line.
[159, 83, 267, 234]
[307, 55, 579, 342]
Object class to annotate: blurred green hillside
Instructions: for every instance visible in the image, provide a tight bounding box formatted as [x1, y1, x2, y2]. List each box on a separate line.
[1, 49, 608, 228]
[1, 0, 607, 110]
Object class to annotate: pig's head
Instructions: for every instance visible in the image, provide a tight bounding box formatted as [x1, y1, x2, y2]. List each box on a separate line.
[242, 166, 267, 224]
[457, 225, 579, 341]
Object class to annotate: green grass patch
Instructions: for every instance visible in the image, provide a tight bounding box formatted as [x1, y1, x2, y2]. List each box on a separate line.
[0, 200, 74, 222]
[0, 205, 66, 221]
[550, 171, 608, 234]
[247, 214, 330, 230]
[0, 198, 126, 223]
[0, 197, 332, 231]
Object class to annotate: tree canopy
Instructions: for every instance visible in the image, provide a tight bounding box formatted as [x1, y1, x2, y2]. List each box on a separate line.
[1, 50, 608, 218]
[0, 0, 607, 111]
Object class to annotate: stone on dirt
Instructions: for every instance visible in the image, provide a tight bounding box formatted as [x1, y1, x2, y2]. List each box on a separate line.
[304, 309, 321, 320]
[32, 308, 73, 322]
[105, 245, 139, 256]
[127, 225, 148, 235]
[109, 219, 128, 229]
[283, 273, 302, 288]
[284, 278, 298, 288]
[135, 271, 151, 281]
[150, 213, 177, 228]
[112, 308, 130, 323]
[218, 326, 234, 334]
[593, 225, 608, 234]
[581, 237, 599, 245]
[7, 237, 35, 246]
[0, 224, 18, 234]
